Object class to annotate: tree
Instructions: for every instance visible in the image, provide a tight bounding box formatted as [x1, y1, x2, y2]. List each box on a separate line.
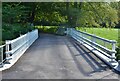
[2, 2, 119, 41]
[2, 2, 34, 41]
[76, 2, 118, 27]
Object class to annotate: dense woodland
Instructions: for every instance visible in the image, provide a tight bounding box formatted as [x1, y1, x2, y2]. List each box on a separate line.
[2, 2, 120, 41]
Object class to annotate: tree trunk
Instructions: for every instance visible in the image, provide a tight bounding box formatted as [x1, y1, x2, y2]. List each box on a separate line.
[73, 2, 78, 28]
[66, 2, 71, 28]
[29, 3, 36, 24]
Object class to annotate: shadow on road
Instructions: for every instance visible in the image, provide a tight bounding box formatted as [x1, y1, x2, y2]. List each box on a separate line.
[2, 34, 118, 79]
[65, 37, 110, 76]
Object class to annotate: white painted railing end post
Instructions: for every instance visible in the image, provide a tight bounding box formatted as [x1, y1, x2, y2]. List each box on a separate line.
[0, 47, 3, 67]
[66, 28, 69, 35]
[111, 41, 116, 61]
[5, 40, 10, 52]
[5, 40, 11, 62]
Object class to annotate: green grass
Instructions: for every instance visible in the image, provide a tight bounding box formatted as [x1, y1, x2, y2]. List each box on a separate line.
[76, 27, 118, 42]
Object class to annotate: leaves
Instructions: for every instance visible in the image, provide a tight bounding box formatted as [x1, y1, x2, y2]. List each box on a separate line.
[2, 2, 120, 41]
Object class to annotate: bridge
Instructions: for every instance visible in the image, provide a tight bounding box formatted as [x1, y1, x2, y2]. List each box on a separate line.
[0, 29, 119, 79]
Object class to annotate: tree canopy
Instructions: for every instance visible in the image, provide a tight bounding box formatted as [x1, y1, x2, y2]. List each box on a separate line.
[2, 2, 120, 41]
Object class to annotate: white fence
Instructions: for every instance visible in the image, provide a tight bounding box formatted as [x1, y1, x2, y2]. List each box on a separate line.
[0, 29, 38, 70]
[67, 28, 120, 72]
[0, 45, 5, 67]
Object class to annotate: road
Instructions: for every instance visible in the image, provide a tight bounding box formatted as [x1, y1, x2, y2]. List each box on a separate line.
[2, 34, 118, 79]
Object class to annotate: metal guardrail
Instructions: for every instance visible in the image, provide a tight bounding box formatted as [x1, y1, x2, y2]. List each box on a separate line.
[0, 45, 6, 67]
[67, 28, 117, 61]
[0, 29, 38, 68]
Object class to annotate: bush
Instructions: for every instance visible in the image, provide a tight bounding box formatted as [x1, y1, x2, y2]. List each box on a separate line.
[2, 30, 15, 41]
[36, 26, 58, 34]
[2, 23, 35, 42]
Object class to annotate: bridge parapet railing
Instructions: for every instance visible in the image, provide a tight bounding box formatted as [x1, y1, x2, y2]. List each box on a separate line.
[0, 45, 6, 67]
[5, 29, 38, 61]
[0, 29, 38, 68]
[67, 28, 117, 62]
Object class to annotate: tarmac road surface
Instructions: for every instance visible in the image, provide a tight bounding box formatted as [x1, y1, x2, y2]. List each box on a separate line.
[2, 34, 119, 79]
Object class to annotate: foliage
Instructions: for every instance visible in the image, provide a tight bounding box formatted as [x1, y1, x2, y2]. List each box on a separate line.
[2, 2, 120, 41]
[35, 26, 58, 34]
[3, 2, 119, 27]
[2, 3, 35, 42]
[76, 2, 119, 27]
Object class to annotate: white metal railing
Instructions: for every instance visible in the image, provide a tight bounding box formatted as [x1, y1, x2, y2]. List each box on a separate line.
[0, 45, 5, 66]
[67, 28, 117, 62]
[0, 29, 38, 68]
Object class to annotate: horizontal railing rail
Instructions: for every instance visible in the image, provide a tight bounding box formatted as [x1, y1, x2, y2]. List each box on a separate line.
[77, 30, 116, 43]
[0, 29, 38, 68]
[67, 28, 117, 62]
[5, 29, 38, 59]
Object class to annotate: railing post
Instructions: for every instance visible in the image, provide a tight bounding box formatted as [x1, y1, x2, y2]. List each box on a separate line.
[111, 41, 116, 62]
[0, 47, 3, 67]
[6, 40, 10, 51]
[70, 28, 72, 36]
[66, 28, 69, 36]
[71, 28, 75, 38]
[5, 40, 11, 64]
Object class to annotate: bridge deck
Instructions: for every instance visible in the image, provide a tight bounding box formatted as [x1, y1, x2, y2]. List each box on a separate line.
[2, 34, 118, 79]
